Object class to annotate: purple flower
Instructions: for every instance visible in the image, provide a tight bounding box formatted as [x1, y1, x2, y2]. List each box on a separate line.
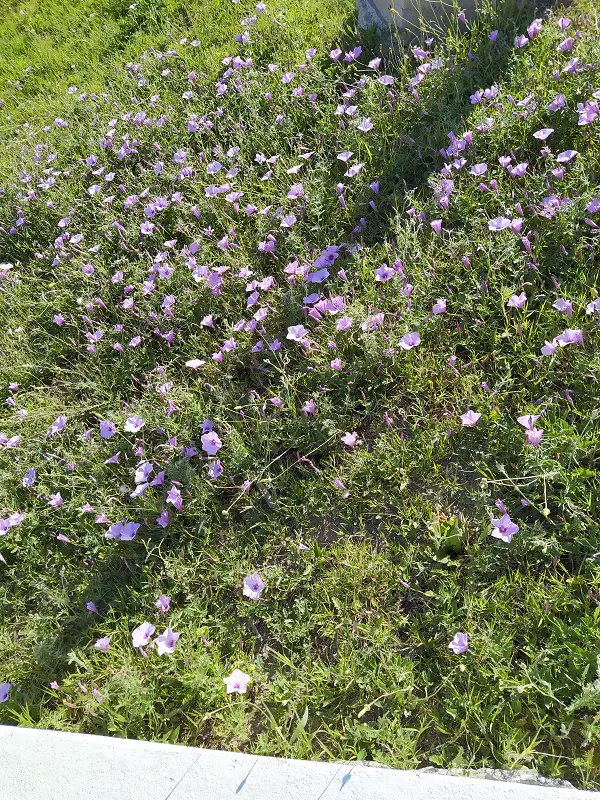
[99, 420, 116, 439]
[525, 427, 544, 447]
[491, 513, 519, 543]
[432, 299, 447, 315]
[557, 328, 583, 347]
[243, 572, 265, 600]
[86, 601, 98, 614]
[124, 415, 145, 433]
[302, 399, 316, 415]
[448, 632, 469, 654]
[488, 216, 511, 231]
[47, 415, 67, 436]
[533, 128, 554, 140]
[155, 595, 171, 614]
[208, 459, 223, 479]
[556, 149, 578, 164]
[430, 219, 443, 234]
[286, 324, 308, 342]
[399, 332, 421, 350]
[201, 431, 222, 455]
[374, 264, 395, 282]
[469, 163, 488, 176]
[132, 621, 155, 649]
[341, 431, 358, 447]
[22, 467, 36, 487]
[460, 409, 482, 427]
[105, 521, 139, 541]
[48, 492, 63, 508]
[336, 316, 353, 331]
[556, 36, 574, 52]
[517, 414, 541, 430]
[553, 298, 573, 317]
[166, 485, 183, 511]
[156, 627, 180, 655]
[0, 682, 10, 703]
[94, 636, 110, 652]
[224, 668, 251, 694]
[514, 34, 529, 48]
[507, 292, 527, 309]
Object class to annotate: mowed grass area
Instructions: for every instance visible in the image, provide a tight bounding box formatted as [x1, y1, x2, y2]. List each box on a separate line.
[1, 0, 600, 785]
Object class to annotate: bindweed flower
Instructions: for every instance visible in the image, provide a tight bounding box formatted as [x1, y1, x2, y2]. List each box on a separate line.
[400, 332, 421, 350]
[491, 513, 519, 543]
[243, 572, 265, 600]
[201, 431, 222, 455]
[224, 668, 251, 694]
[341, 431, 358, 447]
[124, 416, 145, 433]
[155, 595, 171, 614]
[156, 627, 180, 655]
[448, 632, 469, 654]
[22, 467, 36, 487]
[507, 293, 527, 309]
[460, 409, 481, 427]
[132, 621, 155, 649]
[432, 299, 447, 315]
[94, 636, 110, 652]
[0, 682, 10, 703]
[99, 420, 116, 439]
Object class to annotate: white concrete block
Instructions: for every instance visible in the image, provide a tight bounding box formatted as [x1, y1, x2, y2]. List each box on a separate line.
[357, 0, 478, 36]
[0, 726, 597, 800]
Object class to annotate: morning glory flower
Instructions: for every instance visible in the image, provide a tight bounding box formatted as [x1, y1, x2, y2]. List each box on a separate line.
[507, 293, 527, 308]
[488, 216, 512, 231]
[22, 467, 36, 487]
[224, 668, 251, 694]
[552, 298, 573, 317]
[517, 414, 541, 430]
[156, 628, 180, 655]
[0, 683, 11, 703]
[132, 621, 155, 649]
[99, 420, 116, 439]
[432, 299, 447, 315]
[341, 431, 358, 447]
[47, 416, 67, 436]
[124, 416, 145, 433]
[460, 410, 482, 427]
[94, 636, 110, 652]
[201, 431, 222, 455]
[491, 513, 519, 543]
[286, 324, 308, 342]
[448, 632, 469, 654]
[155, 596, 171, 614]
[243, 572, 265, 600]
[400, 332, 421, 350]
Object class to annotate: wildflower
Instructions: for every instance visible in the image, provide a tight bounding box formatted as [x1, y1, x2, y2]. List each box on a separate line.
[243, 572, 265, 600]
[399, 332, 421, 350]
[99, 420, 116, 439]
[224, 669, 251, 694]
[201, 431, 222, 455]
[94, 636, 110, 652]
[491, 513, 519, 543]
[460, 410, 481, 427]
[507, 293, 527, 308]
[286, 324, 308, 342]
[156, 628, 180, 655]
[341, 432, 358, 447]
[0, 683, 10, 703]
[155, 596, 171, 614]
[132, 622, 155, 649]
[432, 299, 447, 315]
[448, 632, 469, 654]
[124, 415, 145, 433]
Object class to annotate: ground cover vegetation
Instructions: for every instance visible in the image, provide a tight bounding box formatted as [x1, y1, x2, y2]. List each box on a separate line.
[1, 0, 600, 786]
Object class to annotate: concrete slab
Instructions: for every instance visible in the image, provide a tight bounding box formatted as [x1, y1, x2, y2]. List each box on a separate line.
[0, 726, 596, 800]
[357, 0, 478, 37]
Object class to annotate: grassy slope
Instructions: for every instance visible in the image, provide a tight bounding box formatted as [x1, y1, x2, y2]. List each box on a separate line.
[1, 0, 600, 786]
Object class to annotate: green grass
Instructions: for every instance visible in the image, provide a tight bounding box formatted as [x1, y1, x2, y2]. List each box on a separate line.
[1, 0, 600, 787]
